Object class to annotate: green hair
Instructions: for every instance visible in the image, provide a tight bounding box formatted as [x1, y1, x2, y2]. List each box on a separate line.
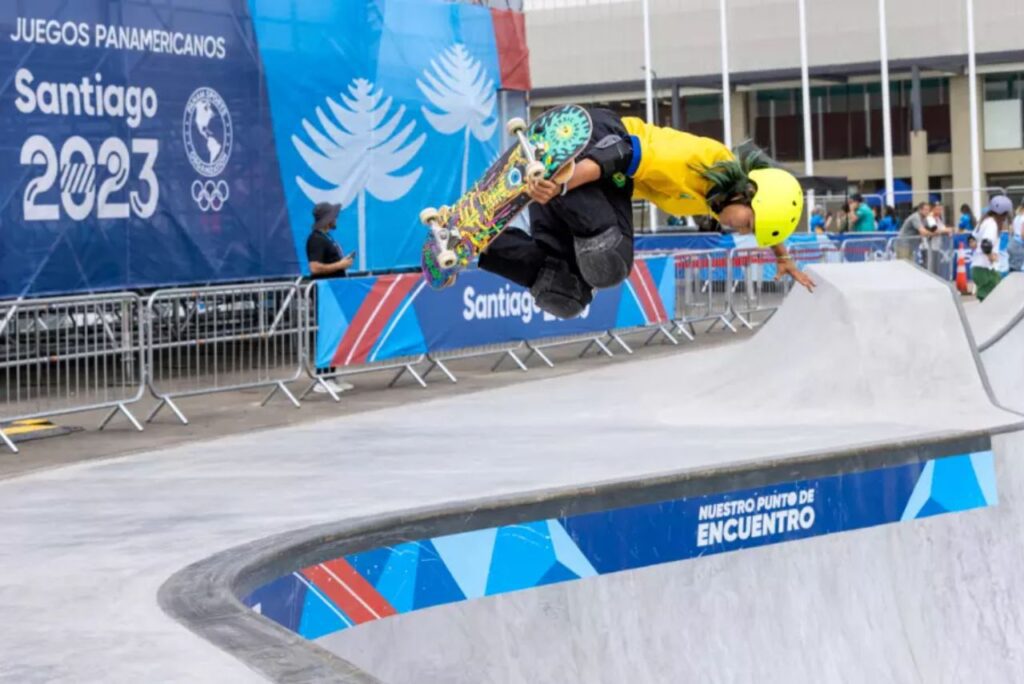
[695, 144, 774, 213]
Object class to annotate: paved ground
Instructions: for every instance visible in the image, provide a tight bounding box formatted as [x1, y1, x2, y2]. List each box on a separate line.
[0, 327, 748, 480]
[1, 262, 1020, 683]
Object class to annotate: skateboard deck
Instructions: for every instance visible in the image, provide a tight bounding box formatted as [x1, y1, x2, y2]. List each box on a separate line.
[420, 105, 593, 289]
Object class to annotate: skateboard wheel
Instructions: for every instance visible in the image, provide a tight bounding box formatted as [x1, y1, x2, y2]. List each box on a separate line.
[506, 117, 527, 136]
[419, 207, 440, 225]
[525, 161, 546, 182]
[437, 250, 458, 269]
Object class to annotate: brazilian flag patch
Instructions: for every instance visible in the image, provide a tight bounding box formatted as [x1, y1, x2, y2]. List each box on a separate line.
[612, 172, 626, 188]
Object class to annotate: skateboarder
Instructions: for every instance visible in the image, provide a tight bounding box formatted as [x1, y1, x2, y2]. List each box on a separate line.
[478, 108, 815, 318]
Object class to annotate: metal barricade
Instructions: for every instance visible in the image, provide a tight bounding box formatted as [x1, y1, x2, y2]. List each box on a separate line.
[300, 281, 427, 399]
[673, 249, 734, 338]
[145, 281, 305, 423]
[522, 332, 615, 369]
[840, 236, 895, 263]
[889, 235, 955, 280]
[727, 244, 840, 328]
[727, 248, 787, 328]
[0, 292, 144, 452]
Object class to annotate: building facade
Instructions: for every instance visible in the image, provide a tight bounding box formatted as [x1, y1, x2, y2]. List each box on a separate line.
[524, 0, 1024, 218]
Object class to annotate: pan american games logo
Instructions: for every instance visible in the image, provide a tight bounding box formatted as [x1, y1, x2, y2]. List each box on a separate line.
[183, 87, 232, 212]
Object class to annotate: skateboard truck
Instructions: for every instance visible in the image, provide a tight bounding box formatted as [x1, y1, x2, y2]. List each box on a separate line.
[506, 118, 546, 184]
[420, 207, 459, 269]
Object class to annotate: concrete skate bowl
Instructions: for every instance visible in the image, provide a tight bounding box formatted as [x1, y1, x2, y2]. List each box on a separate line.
[160, 262, 1024, 683]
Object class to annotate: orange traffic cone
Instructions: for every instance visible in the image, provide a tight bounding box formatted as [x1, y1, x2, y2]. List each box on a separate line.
[956, 248, 968, 294]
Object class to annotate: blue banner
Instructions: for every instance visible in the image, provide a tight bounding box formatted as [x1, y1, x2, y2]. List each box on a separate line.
[251, 0, 504, 275]
[246, 448, 997, 639]
[0, 1, 525, 297]
[0, 1, 297, 297]
[314, 257, 676, 366]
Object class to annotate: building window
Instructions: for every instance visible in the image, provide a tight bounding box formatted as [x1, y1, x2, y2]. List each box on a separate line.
[983, 73, 1024, 151]
[754, 79, 949, 161]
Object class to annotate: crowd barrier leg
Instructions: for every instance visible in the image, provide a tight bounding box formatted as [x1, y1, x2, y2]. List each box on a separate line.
[708, 313, 741, 334]
[491, 347, 528, 372]
[523, 343, 555, 368]
[146, 396, 190, 425]
[298, 377, 341, 403]
[100, 402, 144, 432]
[607, 332, 634, 355]
[387, 363, 428, 389]
[643, 325, 679, 347]
[422, 356, 458, 384]
[0, 428, 17, 454]
[579, 337, 614, 358]
[672, 321, 696, 342]
[260, 381, 301, 408]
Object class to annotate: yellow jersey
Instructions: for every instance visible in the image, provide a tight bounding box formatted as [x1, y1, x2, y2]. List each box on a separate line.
[622, 117, 734, 217]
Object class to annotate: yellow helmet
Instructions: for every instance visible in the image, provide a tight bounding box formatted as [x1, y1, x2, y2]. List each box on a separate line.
[749, 168, 804, 247]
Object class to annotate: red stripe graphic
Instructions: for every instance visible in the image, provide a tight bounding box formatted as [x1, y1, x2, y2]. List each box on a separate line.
[332, 274, 419, 367]
[628, 261, 667, 324]
[301, 559, 396, 625]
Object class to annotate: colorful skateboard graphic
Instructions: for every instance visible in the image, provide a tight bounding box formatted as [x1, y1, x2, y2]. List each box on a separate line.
[419, 105, 593, 289]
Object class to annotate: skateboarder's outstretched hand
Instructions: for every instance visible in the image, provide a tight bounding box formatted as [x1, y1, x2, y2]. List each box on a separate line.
[526, 176, 562, 205]
[527, 161, 577, 205]
[776, 257, 816, 292]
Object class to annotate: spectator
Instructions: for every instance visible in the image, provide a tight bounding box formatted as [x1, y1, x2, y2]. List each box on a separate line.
[809, 205, 826, 233]
[1013, 202, 1024, 241]
[834, 202, 851, 233]
[1009, 204, 1024, 272]
[971, 195, 1013, 301]
[307, 201, 356, 395]
[898, 202, 931, 239]
[965, 235, 978, 294]
[878, 205, 898, 232]
[958, 203, 976, 233]
[897, 201, 931, 260]
[923, 203, 953, 276]
[847, 194, 876, 232]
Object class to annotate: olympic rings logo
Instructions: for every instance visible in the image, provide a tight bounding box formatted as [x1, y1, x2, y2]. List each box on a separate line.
[191, 179, 230, 212]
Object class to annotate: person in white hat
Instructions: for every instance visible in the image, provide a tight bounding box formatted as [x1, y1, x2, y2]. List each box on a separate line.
[971, 195, 1013, 301]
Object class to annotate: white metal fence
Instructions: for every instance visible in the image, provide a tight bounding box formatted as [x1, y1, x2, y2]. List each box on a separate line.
[144, 282, 305, 424]
[0, 293, 144, 452]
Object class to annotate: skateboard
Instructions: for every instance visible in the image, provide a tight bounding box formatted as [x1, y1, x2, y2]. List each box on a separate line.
[419, 105, 593, 289]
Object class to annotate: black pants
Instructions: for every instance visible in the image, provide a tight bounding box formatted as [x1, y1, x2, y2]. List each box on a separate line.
[479, 108, 634, 290]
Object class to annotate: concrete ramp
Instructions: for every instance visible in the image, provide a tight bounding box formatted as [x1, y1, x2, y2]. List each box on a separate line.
[967, 273, 1024, 413]
[964, 272, 1024, 347]
[660, 261, 996, 427]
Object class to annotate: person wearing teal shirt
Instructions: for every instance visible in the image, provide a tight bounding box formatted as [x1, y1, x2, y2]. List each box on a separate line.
[847, 194, 876, 232]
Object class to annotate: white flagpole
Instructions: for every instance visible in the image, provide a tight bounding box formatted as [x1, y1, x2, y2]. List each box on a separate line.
[641, 0, 658, 232]
[965, 0, 982, 214]
[878, 0, 895, 207]
[797, 0, 813, 177]
[719, 0, 732, 150]
[797, 0, 814, 230]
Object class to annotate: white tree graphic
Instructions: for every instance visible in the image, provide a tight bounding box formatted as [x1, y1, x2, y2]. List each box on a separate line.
[293, 78, 425, 271]
[417, 44, 498, 193]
